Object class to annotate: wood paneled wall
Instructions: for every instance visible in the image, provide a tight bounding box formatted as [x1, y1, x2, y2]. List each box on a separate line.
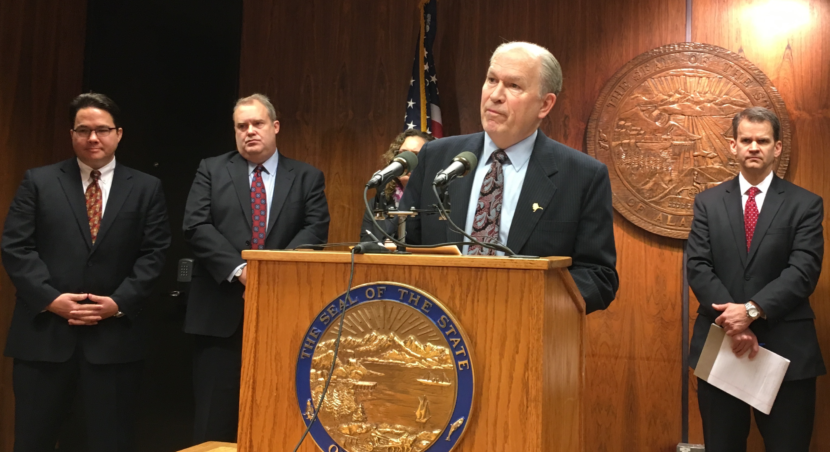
[241, 0, 830, 450]
[0, 0, 88, 449]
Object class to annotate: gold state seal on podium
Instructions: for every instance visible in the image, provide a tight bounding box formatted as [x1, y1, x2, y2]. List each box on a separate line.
[296, 282, 475, 452]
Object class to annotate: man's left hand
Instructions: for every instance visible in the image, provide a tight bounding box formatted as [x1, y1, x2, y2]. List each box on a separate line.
[70, 294, 120, 324]
[713, 302, 752, 335]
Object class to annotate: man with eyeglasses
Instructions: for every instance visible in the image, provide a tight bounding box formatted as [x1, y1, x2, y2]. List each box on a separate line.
[182, 93, 330, 443]
[1, 92, 171, 451]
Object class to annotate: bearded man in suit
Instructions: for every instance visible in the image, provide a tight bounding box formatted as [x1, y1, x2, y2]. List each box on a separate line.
[183, 93, 330, 443]
[687, 106, 825, 451]
[400, 41, 618, 313]
[1, 92, 171, 452]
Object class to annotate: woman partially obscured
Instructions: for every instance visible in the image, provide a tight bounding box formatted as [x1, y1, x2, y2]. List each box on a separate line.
[360, 129, 434, 242]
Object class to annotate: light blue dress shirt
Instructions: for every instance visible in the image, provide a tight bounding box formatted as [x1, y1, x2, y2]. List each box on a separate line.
[462, 131, 536, 255]
[228, 149, 280, 281]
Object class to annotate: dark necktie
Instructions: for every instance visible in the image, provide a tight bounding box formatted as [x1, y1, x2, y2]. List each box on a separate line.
[86, 170, 102, 243]
[251, 165, 267, 250]
[469, 150, 509, 255]
[745, 186, 761, 252]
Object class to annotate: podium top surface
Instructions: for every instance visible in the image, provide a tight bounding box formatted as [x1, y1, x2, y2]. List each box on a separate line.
[241, 250, 571, 270]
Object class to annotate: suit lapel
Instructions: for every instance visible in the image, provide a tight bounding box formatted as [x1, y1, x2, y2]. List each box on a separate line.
[722, 177, 747, 268]
[92, 164, 134, 249]
[507, 131, 558, 252]
[57, 159, 93, 249]
[448, 134, 485, 246]
[228, 156, 253, 231]
[746, 176, 784, 266]
[266, 155, 295, 238]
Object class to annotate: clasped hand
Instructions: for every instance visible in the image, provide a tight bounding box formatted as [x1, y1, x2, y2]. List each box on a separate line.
[730, 328, 760, 359]
[47, 293, 120, 325]
[712, 302, 753, 335]
[713, 303, 760, 358]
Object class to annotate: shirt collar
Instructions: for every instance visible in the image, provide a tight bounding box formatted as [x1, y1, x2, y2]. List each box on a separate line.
[482, 130, 536, 171]
[77, 157, 116, 182]
[247, 148, 280, 175]
[738, 170, 774, 195]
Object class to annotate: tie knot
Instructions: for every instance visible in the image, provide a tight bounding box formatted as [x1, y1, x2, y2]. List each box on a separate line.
[492, 150, 509, 165]
[747, 187, 761, 199]
[253, 164, 264, 175]
[90, 170, 101, 182]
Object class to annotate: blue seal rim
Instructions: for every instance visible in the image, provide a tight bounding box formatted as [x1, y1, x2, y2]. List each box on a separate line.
[294, 281, 476, 452]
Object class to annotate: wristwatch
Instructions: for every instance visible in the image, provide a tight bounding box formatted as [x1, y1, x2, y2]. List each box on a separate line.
[744, 302, 760, 320]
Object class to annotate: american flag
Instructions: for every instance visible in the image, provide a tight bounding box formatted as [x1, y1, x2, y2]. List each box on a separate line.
[403, 0, 443, 138]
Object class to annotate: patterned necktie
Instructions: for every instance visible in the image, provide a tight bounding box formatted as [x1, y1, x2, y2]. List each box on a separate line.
[250, 165, 268, 250]
[745, 186, 761, 252]
[86, 170, 102, 243]
[469, 150, 509, 255]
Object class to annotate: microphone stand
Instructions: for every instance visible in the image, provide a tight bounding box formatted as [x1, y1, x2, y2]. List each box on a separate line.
[372, 186, 418, 254]
[387, 209, 417, 253]
[433, 183, 451, 221]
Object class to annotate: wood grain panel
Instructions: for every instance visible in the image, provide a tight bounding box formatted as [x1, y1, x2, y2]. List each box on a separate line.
[691, 1, 830, 450]
[238, 255, 583, 451]
[537, 2, 689, 450]
[0, 1, 87, 449]
[242, 249, 571, 269]
[239, 0, 425, 245]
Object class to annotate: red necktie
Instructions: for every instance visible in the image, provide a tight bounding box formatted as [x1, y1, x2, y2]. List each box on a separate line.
[86, 170, 102, 243]
[745, 186, 761, 252]
[250, 165, 267, 250]
[469, 150, 508, 255]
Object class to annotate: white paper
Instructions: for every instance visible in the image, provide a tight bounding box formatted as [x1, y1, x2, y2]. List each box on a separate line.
[694, 324, 790, 414]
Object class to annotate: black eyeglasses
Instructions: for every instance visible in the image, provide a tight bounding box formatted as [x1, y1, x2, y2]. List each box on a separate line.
[72, 127, 118, 138]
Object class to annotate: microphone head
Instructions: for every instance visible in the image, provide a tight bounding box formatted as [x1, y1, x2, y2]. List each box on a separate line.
[453, 151, 478, 176]
[393, 151, 419, 175]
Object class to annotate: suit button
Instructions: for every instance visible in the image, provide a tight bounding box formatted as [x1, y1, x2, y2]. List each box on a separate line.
[744, 275, 751, 281]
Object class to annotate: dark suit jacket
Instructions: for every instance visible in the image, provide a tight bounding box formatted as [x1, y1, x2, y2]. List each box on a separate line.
[183, 151, 330, 337]
[1, 158, 171, 364]
[687, 175, 826, 380]
[400, 130, 619, 313]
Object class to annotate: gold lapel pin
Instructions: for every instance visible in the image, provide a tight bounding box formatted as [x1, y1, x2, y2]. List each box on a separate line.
[532, 203, 543, 212]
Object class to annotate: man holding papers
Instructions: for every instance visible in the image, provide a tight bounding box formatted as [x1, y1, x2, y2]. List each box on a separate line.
[687, 106, 825, 451]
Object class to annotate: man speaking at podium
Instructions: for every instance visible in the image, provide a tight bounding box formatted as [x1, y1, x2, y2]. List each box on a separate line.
[183, 94, 330, 443]
[400, 42, 618, 313]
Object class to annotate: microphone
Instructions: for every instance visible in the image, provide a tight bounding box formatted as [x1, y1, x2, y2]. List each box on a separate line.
[366, 151, 419, 189]
[433, 151, 478, 187]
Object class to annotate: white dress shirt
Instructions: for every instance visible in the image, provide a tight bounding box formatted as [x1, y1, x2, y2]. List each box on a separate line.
[78, 157, 116, 217]
[739, 171, 774, 214]
[228, 149, 280, 281]
[462, 131, 536, 255]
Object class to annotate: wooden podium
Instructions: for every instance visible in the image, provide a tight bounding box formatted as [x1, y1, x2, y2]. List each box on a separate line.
[237, 250, 585, 452]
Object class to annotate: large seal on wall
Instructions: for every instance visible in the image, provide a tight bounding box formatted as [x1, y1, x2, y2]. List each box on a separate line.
[586, 42, 791, 239]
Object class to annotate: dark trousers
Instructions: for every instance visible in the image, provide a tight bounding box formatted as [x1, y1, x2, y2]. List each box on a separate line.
[698, 377, 816, 452]
[192, 321, 243, 444]
[13, 353, 143, 452]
